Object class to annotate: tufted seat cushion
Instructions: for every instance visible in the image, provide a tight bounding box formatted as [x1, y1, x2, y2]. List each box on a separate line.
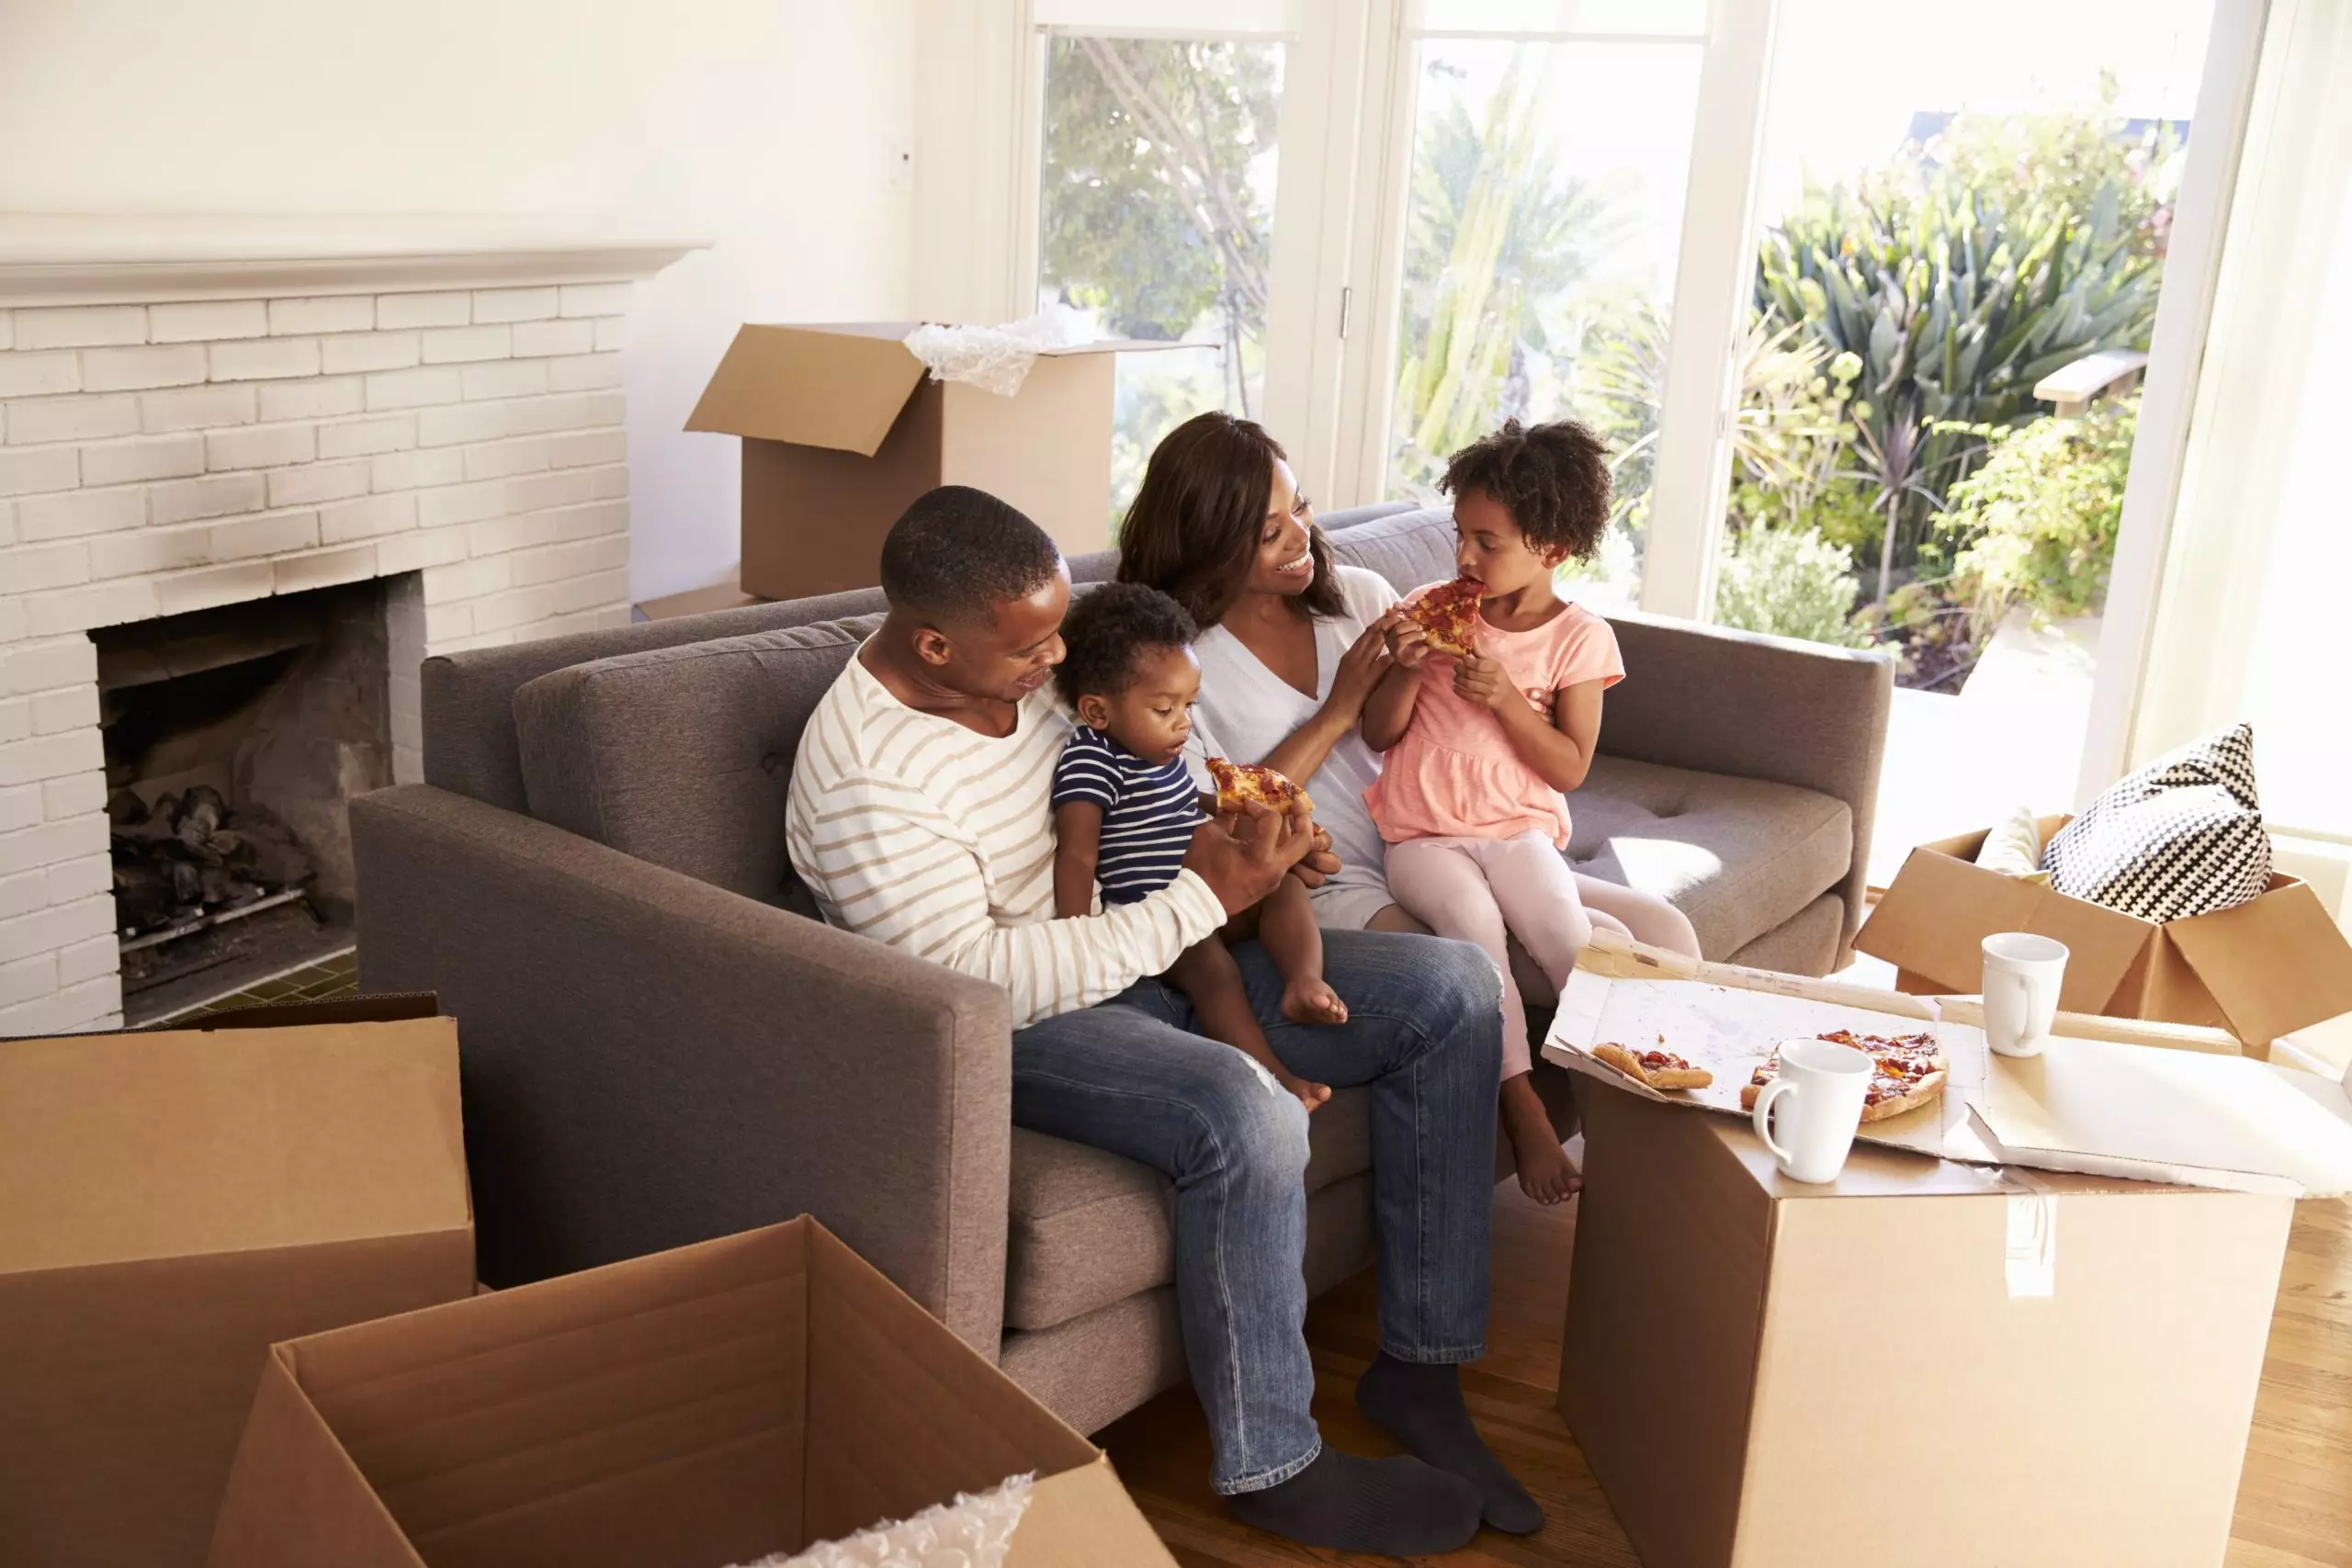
[1003, 1086, 1373, 1333]
[1565, 754, 1852, 959]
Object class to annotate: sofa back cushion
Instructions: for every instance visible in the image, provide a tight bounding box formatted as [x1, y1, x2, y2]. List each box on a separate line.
[512, 615, 882, 902]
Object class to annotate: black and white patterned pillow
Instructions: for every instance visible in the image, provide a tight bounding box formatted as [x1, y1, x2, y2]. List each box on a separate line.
[2042, 723, 2270, 922]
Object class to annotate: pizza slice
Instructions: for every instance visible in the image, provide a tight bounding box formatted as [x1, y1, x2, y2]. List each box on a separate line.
[1590, 1041, 1713, 1091]
[1403, 578, 1485, 659]
[1738, 1030, 1949, 1122]
[1206, 757, 1316, 817]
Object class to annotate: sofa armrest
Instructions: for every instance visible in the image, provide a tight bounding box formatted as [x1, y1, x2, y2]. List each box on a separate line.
[1601, 612, 1894, 951]
[350, 784, 1013, 1355]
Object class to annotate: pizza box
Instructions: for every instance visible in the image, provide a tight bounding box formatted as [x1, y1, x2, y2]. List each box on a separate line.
[1560, 1078, 2293, 1568]
[1856, 816, 2352, 1052]
[0, 994, 474, 1568]
[1544, 932, 2352, 1197]
[206, 1215, 1175, 1568]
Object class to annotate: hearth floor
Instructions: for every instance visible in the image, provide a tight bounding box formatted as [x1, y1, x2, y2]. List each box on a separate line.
[164, 948, 359, 1022]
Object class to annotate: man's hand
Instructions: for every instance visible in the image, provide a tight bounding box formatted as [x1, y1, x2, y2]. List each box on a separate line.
[1291, 823, 1340, 889]
[1183, 803, 1316, 916]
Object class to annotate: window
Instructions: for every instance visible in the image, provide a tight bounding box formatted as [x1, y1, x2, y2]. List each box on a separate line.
[1035, 29, 1289, 519]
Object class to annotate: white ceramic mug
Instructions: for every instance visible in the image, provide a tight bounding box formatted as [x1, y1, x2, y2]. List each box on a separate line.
[1982, 931, 2068, 1058]
[1749, 1038, 1872, 1184]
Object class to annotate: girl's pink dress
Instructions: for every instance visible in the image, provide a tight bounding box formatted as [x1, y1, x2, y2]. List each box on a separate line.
[1364, 585, 1624, 847]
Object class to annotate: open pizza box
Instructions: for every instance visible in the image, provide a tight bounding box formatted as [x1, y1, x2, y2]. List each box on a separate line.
[1546, 935, 2328, 1568]
[1543, 931, 2352, 1198]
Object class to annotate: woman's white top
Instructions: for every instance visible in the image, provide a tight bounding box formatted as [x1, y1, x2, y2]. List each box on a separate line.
[1185, 565, 1400, 928]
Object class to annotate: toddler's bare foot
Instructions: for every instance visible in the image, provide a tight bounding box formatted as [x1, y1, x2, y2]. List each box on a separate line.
[1281, 1072, 1333, 1113]
[1281, 976, 1349, 1026]
[1503, 1090, 1580, 1204]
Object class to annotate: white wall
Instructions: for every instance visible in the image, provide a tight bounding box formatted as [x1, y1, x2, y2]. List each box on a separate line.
[0, 0, 919, 602]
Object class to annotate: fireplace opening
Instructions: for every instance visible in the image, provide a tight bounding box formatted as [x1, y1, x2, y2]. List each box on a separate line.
[95, 579, 396, 1023]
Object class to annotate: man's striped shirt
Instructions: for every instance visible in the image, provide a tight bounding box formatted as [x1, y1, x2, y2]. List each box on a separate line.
[1051, 725, 1204, 905]
[786, 651, 1226, 1030]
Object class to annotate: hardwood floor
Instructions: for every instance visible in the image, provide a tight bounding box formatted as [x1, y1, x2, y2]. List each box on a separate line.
[1099, 1186, 2352, 1567]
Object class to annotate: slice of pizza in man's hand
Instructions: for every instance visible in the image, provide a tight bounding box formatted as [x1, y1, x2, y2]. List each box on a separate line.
[1206, 757, 1316, 818]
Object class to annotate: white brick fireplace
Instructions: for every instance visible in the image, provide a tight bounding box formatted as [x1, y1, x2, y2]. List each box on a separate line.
[0, 218, 702, 1033]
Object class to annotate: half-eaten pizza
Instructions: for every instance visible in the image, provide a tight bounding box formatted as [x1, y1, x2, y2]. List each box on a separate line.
[1404, 578, 1485, 659]
[1738, 1029, 1948, 1122]
[1206, 757, 1316, 817]
[1591, 1042, 1714, 1091]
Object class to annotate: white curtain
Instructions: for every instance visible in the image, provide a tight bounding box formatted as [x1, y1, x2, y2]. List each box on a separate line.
[2131, 0, 2352, 839]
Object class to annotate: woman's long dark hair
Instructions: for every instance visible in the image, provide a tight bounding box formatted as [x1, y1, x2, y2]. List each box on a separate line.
[1116, 412, 1345, 628]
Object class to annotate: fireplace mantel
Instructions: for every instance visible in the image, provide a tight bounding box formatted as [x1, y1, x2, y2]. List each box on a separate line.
[0, 214, 710, 307]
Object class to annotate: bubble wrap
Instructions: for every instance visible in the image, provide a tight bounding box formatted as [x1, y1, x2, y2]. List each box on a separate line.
[728, 1473, 1034, 1568]
[901, 307, 1098, 397]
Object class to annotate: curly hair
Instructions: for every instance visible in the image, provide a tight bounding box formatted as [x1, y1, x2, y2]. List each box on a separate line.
[1054, 581, 1200, 706]
[1440, 418, 1613, 561]
[1116, 412, 1345, 628]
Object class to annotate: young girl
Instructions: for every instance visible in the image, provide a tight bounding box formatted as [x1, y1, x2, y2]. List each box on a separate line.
[1363, 419, 1640, 1204]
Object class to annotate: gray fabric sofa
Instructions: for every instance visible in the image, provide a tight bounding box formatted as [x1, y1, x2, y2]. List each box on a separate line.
[351, 503, 1890, 1437]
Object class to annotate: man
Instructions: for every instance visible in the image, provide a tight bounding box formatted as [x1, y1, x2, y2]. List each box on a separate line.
[787, 488, 1535, 1555]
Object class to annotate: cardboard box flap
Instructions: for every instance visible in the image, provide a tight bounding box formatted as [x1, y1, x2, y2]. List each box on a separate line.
[0, 1018, 468, 1275]
[685, 323, 927, 455]
[1979, 1035, 2352, 1196]
[207, 1350, 428, 1568]
[1858, 840, 2152, 1011]
[2165, 877, 2352, 1044]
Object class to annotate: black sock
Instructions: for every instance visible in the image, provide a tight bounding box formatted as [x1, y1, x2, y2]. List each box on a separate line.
[1354, 1351, 1544, 1535]
[1226, 1446, 1483, 1555]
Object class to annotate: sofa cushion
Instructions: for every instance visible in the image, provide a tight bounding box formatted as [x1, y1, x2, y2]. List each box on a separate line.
[1003, 1087, 1373, 1333]
[1567, 755, 1852, 960]
[511, 615, 881, 900]
[1325, 505, 1456, 594]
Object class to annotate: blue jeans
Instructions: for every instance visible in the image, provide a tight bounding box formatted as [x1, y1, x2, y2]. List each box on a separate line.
[1009, 929, 1503, 1494]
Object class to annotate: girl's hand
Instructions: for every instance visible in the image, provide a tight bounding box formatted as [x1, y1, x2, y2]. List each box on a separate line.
[1386, 614, 1435, 671]
[1452, 651, 1522, 714]
[1325, 620, 1394, 720]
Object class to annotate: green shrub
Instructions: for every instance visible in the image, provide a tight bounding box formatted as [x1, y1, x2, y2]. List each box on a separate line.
[1934, 396, 2135, 631]
[1712, 523, 1873, 648]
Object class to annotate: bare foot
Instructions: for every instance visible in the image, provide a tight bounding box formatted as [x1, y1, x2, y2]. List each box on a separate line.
[1503, 1090, 1581, 1204]
[1282, 976, 1350, 1026]
[1281, 1073, 1334, 1113]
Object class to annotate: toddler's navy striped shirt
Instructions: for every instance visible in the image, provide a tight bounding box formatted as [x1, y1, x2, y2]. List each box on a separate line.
[1051, 725, 1204, 906]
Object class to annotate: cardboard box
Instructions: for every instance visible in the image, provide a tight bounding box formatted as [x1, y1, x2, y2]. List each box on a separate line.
[208, 1215, 1177, 1568]
[1859, 816, 2352, 1049]
[0, 996, 474, 1568]
[1561, 1082, 2294, 1568]
[633, 566, 765, 622]
[685, 321, 1149, 601]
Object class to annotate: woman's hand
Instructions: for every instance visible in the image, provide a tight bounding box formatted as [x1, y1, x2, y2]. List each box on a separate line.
[1452, 650, 1527, 716]
[1386, 614, 1435, 671]
[1323, 619, 1395, 722]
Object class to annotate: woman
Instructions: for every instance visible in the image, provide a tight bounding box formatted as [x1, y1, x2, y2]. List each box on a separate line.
[1119, 413, 1700, 1192]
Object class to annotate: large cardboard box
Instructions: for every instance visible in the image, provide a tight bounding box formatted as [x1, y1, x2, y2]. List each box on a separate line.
[1859, 816, 2352, 1049]
[1560, 1084, 2293, 1568]
[208, 1215, 1177, 1568]
[686, 321, 1145, 602]
[0, 996, 475, 1568]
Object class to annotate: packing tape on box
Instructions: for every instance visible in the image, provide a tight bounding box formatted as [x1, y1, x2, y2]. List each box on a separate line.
[2002, 1168, 2059, 1300]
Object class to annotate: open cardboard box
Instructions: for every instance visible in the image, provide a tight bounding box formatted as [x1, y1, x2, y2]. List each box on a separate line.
[1859, 815, 2352, 1052]
[685, 321, 1181, 602]
[0, 995, 475, 1568]
[1544, 936, 2325, 1566]
[1547, 931, 2352, 1196]
[207, 1215, 1176, 1568]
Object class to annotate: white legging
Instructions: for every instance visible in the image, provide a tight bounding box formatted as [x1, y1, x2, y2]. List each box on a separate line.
[1383, 830, 1699, 1077]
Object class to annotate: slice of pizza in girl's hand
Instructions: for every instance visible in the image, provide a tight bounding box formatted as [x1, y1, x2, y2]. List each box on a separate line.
[1404, 578, 1485, 659]
[1206, 757, 1316, 817]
